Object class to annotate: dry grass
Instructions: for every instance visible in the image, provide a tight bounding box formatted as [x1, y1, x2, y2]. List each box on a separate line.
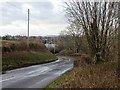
[2, 39, 46, 53]
[2, 40, 58, 71]
[2, 51, 58, 71]
[58, 49, 73, 56]
[47, 55, 118, 88]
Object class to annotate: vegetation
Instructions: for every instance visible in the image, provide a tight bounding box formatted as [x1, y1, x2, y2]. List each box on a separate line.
[59, 2, 119, 63]
[2, 39, 47, 53]
[2, 39, 58, 71]
[46, 2, 119, 88]
[46, 72, 69, 88]
[46, 55, 118, 88]
[2, 51, 57, 71]
[47, 0, 120, 89]
[1, 1, 119, 89]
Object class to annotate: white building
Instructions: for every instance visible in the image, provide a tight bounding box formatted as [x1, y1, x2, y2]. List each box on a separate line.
[45, 44, 55, 48]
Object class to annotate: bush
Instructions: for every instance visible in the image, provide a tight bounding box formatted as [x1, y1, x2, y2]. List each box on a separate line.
[59, 49, 73, 55]
[2, 39, 47, 54]
[74, 54, 91, 67]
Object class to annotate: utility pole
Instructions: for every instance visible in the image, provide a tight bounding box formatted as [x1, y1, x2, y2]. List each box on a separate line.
[54, 37, 55, 54]
[118, 2, 120, 85]
[27, 9, 30, 51]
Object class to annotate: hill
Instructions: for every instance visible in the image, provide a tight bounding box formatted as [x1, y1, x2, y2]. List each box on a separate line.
[1, 39, 57, 71]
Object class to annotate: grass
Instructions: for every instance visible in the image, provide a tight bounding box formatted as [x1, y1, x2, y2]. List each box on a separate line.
[2, 51, 58, 71]
[2, 40, 58, 71]
[1, 40, 16, 43]
[46, 72, 70, 89]
[46, 55, 118, 88]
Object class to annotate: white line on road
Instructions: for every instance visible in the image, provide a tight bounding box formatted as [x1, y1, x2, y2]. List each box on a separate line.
[27, 67, 49, 75]
[0, 76, 15, 82]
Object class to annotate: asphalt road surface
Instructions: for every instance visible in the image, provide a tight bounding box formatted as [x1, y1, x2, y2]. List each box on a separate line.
[1, 56, 73, 89]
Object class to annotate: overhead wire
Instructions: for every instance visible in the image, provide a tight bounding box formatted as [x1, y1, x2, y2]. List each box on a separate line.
[0, 2, 27, 19]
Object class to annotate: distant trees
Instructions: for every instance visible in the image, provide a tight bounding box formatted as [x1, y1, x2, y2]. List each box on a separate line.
[57, 34, 72, 51]
[64, 1, 119, 63]
[2, 35, 13, 40]
[59, 28, 89, 55]
[60, 22, 83, 53]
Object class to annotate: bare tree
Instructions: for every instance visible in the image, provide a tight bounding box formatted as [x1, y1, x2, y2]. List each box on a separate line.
[59, 31, 75, 51]
[65, 22, 83, 53]
[65, 1, 119, 63]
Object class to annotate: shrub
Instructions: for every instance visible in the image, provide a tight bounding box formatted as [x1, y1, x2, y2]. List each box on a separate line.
[59, 49, 73, 55]
[2, 39, 47, 54]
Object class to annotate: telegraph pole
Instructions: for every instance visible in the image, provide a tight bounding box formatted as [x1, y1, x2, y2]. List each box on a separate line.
[54, 37, 55, 54]
[27, 9, 30, 51]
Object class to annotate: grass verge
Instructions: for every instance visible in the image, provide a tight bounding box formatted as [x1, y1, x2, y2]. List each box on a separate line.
[46, 56, 118, 88]
[46, 72, 70, 89]
[2, 51, 58, 71]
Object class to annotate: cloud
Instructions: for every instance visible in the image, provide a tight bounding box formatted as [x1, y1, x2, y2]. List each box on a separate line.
[0, 1, 55, 24]
[0, 20, 68, 36]
[0, 0, 68, 36]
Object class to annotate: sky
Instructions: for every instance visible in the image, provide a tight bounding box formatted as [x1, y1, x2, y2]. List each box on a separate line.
[0, 0, 68, 36]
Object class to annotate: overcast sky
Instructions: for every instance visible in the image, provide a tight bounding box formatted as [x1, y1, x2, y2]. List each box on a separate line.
[0, 0, 68, 36]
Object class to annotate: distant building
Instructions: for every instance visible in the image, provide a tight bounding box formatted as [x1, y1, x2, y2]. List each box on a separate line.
[2, 35, 13, 40]
[45, 43, 55, 48]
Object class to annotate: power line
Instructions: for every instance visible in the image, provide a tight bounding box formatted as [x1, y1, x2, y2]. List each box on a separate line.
[6, 2, 39, 23]
[6, 2, 39, 19]
[6, 2, 27, 12]
[0, 2, 27, 19]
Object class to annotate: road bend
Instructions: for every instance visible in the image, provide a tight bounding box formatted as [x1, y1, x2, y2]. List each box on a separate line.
[1, 56, 73, 89]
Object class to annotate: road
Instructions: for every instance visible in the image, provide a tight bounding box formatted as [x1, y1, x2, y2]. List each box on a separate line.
[1, 56, 73, 89]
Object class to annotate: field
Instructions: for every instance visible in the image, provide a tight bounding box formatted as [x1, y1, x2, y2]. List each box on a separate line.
[1, 40, 58, 71]
[46, 55, 118, 88]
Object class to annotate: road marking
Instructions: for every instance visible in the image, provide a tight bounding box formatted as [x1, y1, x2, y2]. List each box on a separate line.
[0, 76, 15, 82]
[27, 67, 49, 75]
